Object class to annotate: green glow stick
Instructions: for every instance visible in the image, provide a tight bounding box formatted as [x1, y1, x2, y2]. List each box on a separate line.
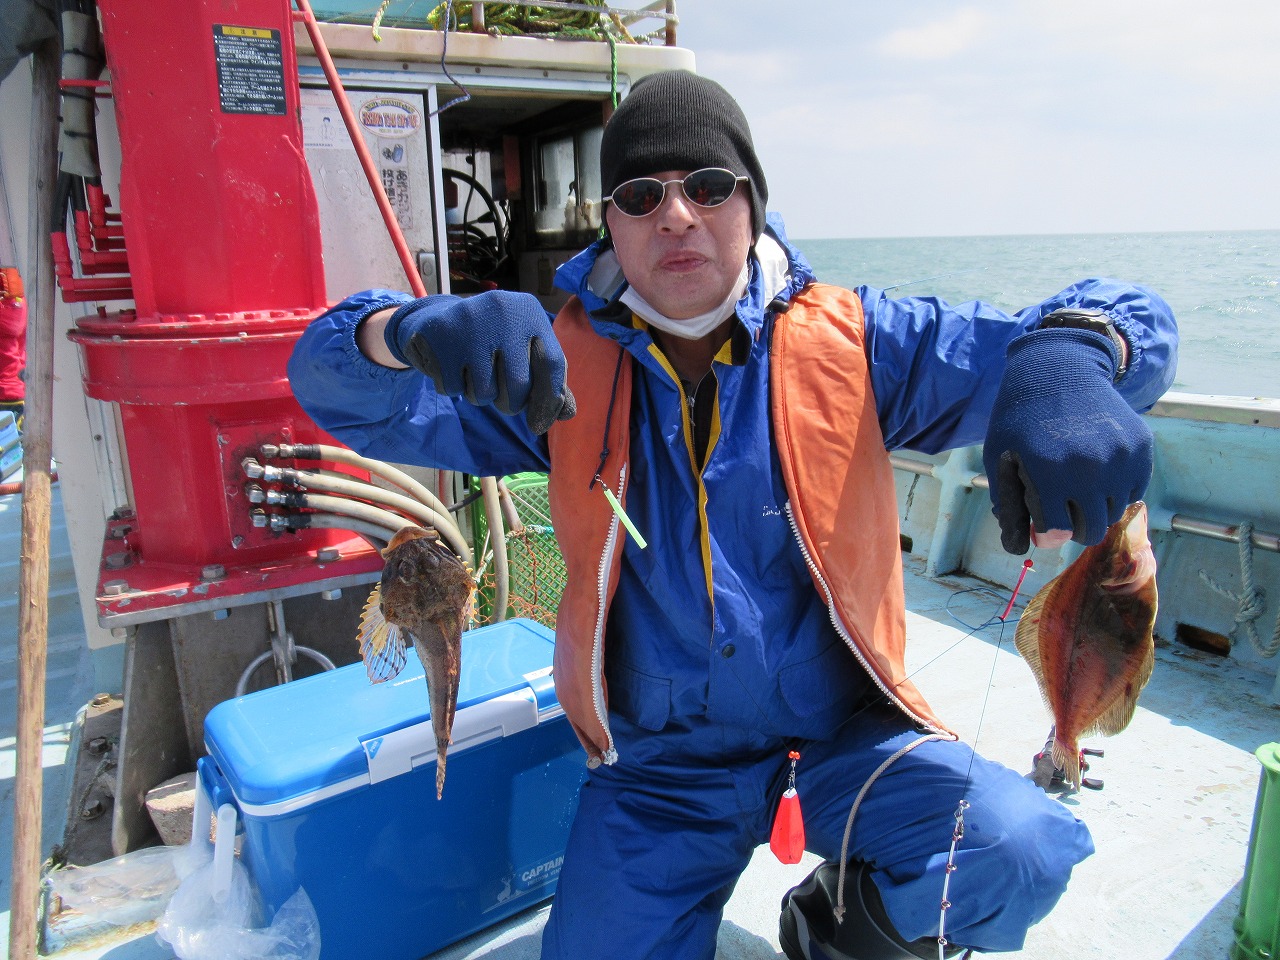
[602, 486, 647, 549]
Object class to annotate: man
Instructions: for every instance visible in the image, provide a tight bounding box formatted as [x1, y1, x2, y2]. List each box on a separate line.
[289, 70, 1177, 960]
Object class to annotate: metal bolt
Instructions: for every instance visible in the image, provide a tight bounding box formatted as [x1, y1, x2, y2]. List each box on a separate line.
[102, 579, 129, 596]
[90, 693, 111, 708]
[110, 626, 133, 640]
[211, 609, 230, 621]
[86, 736, 110, 756]
[317, 548, 340, 563]
[80, 798, 106, 820]
[321, 589, 342, 601]
[201, 564, 226, 582]
[231, 535, 245, 548]
[104, 551, 133, 570]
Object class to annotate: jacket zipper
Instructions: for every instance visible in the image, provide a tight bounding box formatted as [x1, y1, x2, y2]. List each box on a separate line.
[590, 464, 624, 766]
[784, 500, 942, 734]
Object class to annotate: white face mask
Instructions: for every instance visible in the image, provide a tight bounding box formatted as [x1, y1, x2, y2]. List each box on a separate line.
[619, 263, 750, 341]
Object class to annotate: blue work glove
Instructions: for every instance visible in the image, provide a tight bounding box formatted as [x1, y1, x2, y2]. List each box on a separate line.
[384, 291, 576, 435]
[983, 327, 1153, 555]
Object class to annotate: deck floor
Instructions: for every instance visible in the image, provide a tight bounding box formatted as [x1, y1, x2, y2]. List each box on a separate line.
[2, 488, 1276, 959]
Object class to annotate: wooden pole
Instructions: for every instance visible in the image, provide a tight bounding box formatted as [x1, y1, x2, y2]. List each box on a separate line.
[9, 36, 61, 960]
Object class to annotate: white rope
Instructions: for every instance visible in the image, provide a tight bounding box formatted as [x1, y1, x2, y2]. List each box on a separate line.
[1197, 520, 1280, 658]
[833, 733, 947, 922]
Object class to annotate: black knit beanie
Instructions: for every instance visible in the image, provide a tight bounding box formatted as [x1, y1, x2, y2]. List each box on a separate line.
[600, 70, 768, 238]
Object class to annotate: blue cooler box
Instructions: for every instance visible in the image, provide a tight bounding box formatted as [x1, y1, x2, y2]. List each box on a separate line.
[200, 617, 586, 960]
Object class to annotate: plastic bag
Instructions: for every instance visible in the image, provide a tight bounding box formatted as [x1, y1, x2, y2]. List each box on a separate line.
[47, 845, 182, 928]
[155, 842, 320, 960]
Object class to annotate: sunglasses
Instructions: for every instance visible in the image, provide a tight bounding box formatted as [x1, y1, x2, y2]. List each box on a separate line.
[606, 167, 748, 218]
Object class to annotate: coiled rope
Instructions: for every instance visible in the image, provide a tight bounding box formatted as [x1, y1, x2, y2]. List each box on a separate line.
[367, 1, 671, 107]
[1197, 520, 1280, 658]
[424, 1, 669, 45]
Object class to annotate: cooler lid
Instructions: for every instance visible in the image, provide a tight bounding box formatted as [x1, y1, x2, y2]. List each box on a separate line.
[203, 617, 562, 808]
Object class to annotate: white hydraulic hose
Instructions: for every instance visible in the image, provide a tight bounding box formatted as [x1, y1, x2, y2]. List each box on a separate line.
[497, 478, 525, 535]
[279, 463, 463, 542]
[291, 493, 407, 532]
[265, 466, 472, 565]
[269, 443, 455, 525]
[286, 511, 396, 546]
[480, 476, 508, 621]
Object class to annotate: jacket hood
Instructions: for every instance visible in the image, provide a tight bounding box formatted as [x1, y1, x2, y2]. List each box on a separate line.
[552, 212, 815, 333]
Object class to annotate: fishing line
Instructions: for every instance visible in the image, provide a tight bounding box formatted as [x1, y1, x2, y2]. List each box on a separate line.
[944, 584, 1024, 632]
[798, 557, 1037, 742]
[882, 268, 987, 294]
[932, 556, 1034, 960]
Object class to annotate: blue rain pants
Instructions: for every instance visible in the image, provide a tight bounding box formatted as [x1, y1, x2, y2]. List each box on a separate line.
[541, 702, 1094, 960]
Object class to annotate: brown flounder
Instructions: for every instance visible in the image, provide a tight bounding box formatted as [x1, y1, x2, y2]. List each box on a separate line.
[1015, 501, 1158, 789]
[357, 525, 475, 799]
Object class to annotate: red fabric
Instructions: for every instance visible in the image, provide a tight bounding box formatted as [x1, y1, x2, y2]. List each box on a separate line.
[0, 292, 26, 402]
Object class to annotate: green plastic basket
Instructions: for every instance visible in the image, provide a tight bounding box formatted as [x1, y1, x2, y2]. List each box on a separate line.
[470, 473, 565, 629]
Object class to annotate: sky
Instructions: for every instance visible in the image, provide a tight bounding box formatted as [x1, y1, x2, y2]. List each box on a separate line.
[673, 1, 1280, 239]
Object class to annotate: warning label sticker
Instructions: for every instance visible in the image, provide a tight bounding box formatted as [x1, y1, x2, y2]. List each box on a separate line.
[213, 25, 286, 116]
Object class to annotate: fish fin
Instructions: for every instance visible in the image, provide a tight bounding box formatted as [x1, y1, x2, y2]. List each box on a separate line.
[1085, 639, 1156, 739]
[357, 584, 408, 683]
[1051, 735, 1082, 791]
[1014, 587, 1049, 690]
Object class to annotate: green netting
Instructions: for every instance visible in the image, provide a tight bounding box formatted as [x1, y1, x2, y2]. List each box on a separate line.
[471, 473, 566, 629]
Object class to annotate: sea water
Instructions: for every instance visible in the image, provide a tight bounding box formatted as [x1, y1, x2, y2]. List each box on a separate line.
[796, 230, 1279, 399]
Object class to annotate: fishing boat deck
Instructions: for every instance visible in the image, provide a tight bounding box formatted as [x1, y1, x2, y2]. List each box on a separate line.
[2, 486, 1275, 960]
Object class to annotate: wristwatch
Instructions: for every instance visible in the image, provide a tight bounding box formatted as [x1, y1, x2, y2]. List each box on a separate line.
[1038, 307, 1130, 379]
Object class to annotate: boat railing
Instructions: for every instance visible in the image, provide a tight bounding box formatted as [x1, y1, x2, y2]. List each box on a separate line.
[890, 390, 1280, 703]
[890, 454, 1280, 555]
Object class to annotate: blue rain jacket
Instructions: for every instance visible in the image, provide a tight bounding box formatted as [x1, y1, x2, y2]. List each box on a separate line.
[287, 213, 1178, 742]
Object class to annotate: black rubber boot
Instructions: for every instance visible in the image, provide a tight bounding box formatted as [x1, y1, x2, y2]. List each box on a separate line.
[779, 861, 967, 960]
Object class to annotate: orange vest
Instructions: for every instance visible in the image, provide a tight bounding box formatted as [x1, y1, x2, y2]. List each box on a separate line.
[546, 284, 950, 764]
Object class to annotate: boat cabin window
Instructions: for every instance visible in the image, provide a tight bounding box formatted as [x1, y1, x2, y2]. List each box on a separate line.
[532, 126, 604, 242]
[437, 97, 607, 308]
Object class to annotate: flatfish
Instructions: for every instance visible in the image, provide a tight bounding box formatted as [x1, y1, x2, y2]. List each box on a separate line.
[357, 525, 475, 799]
[1015, 501, 1158, 789]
